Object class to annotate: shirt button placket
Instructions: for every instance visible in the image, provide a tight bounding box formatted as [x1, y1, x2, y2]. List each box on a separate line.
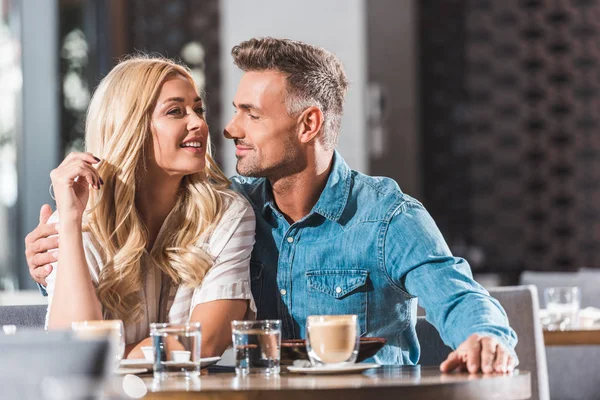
[281, 231, 296, 337]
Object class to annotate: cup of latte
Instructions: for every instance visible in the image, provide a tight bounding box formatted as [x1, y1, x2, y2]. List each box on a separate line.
[306, 315, 359, 367]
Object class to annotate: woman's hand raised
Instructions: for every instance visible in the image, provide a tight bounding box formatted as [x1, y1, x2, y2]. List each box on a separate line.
[50, 152, 103, 222]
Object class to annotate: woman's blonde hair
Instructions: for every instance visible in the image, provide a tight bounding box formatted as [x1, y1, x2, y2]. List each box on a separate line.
[84, 55, 231, 323]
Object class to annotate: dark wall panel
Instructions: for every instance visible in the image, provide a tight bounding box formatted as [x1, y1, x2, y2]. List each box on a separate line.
[419, 0, 600, 272]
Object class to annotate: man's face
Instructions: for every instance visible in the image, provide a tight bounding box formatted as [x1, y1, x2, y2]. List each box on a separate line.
[224, 70, 304, 179]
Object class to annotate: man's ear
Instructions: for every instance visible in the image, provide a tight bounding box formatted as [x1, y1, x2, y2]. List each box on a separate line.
[297, 106, 324, 144]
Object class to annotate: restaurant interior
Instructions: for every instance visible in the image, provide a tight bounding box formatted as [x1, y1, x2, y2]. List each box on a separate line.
[0, 0, 599, 399]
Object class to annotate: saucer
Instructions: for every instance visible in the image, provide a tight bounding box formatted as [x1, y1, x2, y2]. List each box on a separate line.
[120, 356, 221, 370]
[287, 363, 380, 375]
[115, 367, 148, 375]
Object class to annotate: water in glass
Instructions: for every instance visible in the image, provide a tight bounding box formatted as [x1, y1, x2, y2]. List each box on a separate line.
[232, 320, 281, 376]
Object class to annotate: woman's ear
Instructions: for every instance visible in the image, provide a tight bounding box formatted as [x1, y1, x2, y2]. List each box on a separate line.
[297, 106, 324, 144]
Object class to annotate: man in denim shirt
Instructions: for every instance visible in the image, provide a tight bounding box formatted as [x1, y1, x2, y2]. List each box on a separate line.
[26, 37, 516, 373]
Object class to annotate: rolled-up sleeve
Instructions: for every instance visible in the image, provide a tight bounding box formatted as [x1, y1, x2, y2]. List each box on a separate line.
[190, 196, 257, 317]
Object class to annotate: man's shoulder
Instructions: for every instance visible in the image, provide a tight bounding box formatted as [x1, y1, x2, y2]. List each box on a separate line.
[348, 170, 423, 220]
[229, 175, 268, 210]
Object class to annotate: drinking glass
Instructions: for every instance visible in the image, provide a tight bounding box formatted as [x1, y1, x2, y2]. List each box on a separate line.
[71, 320, 125, 363]
[150, 322, 202, 380]
[231, 320, 281, 376]
[306, 315, 359, 367]
[544, 286, 581, 330]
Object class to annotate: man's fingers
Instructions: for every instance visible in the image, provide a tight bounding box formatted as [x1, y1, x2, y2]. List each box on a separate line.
[466, 334, 482, 373]
[493, 345, 510, 373]
[480, 337, 498, 374]
[507, 356, 516, 373]
[39, 204, 53, 224]
[31, 252, 57, 270]
[31, 264, 52, 286]
[24, 223, 59, 245]
[440, 351, 462, 372]
[30, 236, 59, 255]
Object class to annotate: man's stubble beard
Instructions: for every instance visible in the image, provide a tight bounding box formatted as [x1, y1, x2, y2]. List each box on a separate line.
[235, 135, 306, 182]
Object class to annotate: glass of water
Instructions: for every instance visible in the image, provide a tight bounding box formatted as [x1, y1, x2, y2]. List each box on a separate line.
[544, 286, 581, 330]
[231, 320, 281, 376]
[150, 322, 202, 380]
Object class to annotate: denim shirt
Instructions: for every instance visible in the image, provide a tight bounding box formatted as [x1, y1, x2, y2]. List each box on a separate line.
[231, 151, 517, 365]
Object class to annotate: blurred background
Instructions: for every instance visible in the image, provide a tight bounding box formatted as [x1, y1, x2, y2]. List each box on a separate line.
[1, 0, 599, 294]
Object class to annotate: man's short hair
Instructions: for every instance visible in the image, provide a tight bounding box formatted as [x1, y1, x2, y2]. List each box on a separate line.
[231, 37, 349, 150]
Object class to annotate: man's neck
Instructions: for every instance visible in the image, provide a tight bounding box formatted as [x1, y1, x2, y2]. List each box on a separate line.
[270, 151, 334, 224]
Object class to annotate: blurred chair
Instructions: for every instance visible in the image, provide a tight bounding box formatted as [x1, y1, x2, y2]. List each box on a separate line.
[417, 285, 549, 400]
[543, 346, 600, 400]
[415, 317, 451, 366]
[0, 330, 113, 400]
[521, 270, 600, 399]
[0, 305, 46, 328]
[488, 286, 549, 400]
[520, 269, 600, 308]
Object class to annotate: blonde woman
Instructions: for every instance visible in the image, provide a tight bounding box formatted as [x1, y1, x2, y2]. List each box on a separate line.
[45, 56, 256, 359]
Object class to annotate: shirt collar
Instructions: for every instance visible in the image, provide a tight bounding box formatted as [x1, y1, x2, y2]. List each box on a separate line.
[261, 150, 351, 223]
[311, 150, 351, 222]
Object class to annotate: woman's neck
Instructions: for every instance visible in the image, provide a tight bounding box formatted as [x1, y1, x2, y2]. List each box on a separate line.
[136, 172, 183, 250]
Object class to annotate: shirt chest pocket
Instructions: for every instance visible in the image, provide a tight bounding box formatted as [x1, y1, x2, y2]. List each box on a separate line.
[305, 269, 369, 335]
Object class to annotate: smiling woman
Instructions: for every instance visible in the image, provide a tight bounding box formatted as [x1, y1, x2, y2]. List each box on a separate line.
[41, 56, 256, 359]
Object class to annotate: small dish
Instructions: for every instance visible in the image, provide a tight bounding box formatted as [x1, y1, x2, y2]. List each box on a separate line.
[281, 337, 386, 365]
[114, 367, 148, 375]
[141, 346, 154, 361]
[171, 350, 191, 362]
[287, 363, 380, 375]
[120, 356, 221, 370]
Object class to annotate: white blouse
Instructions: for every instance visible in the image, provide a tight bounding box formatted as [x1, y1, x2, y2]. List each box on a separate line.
[45, 193, 256, 345]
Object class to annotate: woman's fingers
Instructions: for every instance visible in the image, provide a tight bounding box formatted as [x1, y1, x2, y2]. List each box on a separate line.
[53, 160, 103, 190]
[63, 151, 101, 166]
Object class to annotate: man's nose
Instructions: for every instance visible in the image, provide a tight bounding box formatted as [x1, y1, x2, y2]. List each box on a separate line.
[224, 117, 241, 140]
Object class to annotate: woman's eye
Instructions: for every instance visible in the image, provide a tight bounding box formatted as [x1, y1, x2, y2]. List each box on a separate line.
[194, 107, 205, 115]
[167, 108, 182, 115]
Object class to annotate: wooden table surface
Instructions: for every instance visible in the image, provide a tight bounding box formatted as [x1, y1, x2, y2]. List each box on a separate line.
[137, 366, 531, 400]
[544, 327, 600, 346]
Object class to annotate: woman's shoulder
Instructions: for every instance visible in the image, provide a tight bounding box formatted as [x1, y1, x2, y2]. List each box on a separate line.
[219, 191, 255, 221]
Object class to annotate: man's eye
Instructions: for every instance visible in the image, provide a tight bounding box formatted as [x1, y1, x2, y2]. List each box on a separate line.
[248, 114, 259, 120]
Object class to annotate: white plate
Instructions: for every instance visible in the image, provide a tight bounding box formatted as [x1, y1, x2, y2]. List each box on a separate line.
[120, 356, 221, 370]
[287, 363, 381, 375]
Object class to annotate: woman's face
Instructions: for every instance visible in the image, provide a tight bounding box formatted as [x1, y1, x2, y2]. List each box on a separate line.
[147, 74, 208, 178]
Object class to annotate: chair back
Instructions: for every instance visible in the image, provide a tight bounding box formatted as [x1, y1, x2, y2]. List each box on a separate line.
[415, 316, 452, 366]
[520, 270, 600, 308]
[0, 305, 47, 328]
[416, 285, 549, 400]
[0, 330, 113, 400]
[488, 285, 549, 400]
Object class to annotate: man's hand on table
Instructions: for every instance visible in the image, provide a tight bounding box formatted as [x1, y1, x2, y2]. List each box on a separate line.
[24, 204, 58, 287]
[440, 333, 516, 374]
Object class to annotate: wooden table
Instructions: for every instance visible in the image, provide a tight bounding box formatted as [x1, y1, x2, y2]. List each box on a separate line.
[544, 327, 600, 346]
[136, 366, 531, 400]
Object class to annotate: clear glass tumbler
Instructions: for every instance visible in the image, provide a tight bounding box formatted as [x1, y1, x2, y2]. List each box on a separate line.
[544, 286, 581, 330]
[150, 322, 202, 380]
[231, 320, 281, 376]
